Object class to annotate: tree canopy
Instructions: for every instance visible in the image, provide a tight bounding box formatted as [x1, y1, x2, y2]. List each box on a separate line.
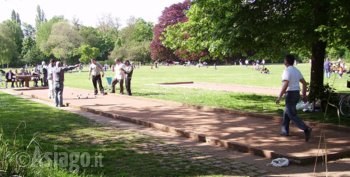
[150, 0, 190, 62]
[160, 0, 350, 95]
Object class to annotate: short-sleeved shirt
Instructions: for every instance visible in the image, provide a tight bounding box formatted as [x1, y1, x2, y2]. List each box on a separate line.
[114, 63, 125, 80]
[89, 63, 103, 76]
[282, 66, 303, 91]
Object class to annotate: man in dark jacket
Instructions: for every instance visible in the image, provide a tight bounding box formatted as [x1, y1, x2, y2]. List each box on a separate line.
[5, 70, 15, 88]
[123, 60, 134, 96]
[41, 61, 48, 87]
[52, 61, 79, 107]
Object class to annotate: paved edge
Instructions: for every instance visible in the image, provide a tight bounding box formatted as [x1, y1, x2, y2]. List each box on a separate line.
[7, 90, 350, 165]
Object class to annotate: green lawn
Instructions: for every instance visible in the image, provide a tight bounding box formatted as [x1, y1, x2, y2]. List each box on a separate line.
[1, 92, 254, 176]
[64, 63, 349, 91]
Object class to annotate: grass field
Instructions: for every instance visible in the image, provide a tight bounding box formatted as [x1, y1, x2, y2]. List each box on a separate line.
[1, 92, 251, 176]
[63, 63, 349, 92]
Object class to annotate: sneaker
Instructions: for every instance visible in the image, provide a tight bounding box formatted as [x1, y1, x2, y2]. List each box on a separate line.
[280, 133, 289, 137]
[304, 128, 312, 142]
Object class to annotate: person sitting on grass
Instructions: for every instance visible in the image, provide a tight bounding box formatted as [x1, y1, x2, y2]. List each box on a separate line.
[261, 67, 270, 74]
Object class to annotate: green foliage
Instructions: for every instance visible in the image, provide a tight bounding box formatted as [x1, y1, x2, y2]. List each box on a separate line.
[77, 44, 100, 64]
[133, 18, 153, 42]
[35, 5, 46, 29]
[45, 22, 83, 63]
[36, 16, 65, 56]
[308, 83, 338, 103]
[0, 20, 23, 66]
[110, 41, 151, 63]
[109, 18, 153, 63]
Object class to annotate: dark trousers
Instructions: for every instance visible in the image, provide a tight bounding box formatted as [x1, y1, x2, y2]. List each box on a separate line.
[92, 75, 104, 94]
[281, 91, 309, 135]
[6, 79, 14, 88]
[42, 75, 48, 86]
[111, 78, 124, 94]
[125, 77, 132, 95]
[54, 82, 64, 107]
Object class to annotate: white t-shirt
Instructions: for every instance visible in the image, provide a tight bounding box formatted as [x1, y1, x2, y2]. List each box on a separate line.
[114, 63, 125, 80]
[282, 66, 304, 91]
[89, 62, 103, 76]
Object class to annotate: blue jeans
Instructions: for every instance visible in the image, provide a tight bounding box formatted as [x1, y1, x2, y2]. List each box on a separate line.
[281, 91, 308, 135]
[54, 82, 64, 107]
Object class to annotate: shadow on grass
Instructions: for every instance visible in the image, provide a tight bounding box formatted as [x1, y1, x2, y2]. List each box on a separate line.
[1, 92, 256, 177]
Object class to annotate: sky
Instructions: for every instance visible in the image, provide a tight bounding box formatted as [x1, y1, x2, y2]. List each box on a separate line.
[0, 0, 183, 27]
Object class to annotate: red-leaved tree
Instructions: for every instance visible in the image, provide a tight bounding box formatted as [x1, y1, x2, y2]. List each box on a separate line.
[150, 0, 190, 62]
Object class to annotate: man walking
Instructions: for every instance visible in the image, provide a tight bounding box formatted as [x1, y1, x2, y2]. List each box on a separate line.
[52, 61, 79, 107]
[88, 58, 105, 95]
[111, 58, 125, 94]
[124, 60, 134, 96]
[276, 54, 312, 142]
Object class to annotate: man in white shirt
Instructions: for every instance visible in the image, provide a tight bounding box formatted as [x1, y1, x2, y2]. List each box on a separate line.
[276, 54, 312, 142]
[111, 58, 125, 94]
[47, 59, 56, 99]
[89, 59, 105, 95]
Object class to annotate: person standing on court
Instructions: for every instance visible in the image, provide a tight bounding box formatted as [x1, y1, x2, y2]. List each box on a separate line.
[123, 60, 134, 96]
[276, 54, 312, 142]
[47, 59, 56, 99]
[52, 61, 79, 107]
[111, 58, 125, 94]
[40, 61, 48, 87]
[88, 58, 105, 95]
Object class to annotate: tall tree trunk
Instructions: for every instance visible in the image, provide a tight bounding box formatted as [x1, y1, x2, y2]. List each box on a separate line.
[309, 40, 326, 101]
[309, 0, 329, 103]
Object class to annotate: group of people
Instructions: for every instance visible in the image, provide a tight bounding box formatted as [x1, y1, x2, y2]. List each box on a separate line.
[324, 58, 347, 78]
[88, 58, 134, 96]
[0, 67, 42, 88]
[36, 57, 134, 108]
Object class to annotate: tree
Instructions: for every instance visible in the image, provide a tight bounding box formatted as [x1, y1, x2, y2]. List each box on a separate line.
[96, 14, 120, 59]
[46, 22, 83, 63]
[10, 10, 21, 25]
[35, 5, 46, 29]
[36, 16, 65, 56]
[22, 23, 35, 38]
[0, 24, 17, 67]
[109, 17, 153, 63]
[133, 18, 153, 42]
[0, 20, 23, 66]
[178, 0, 350, 96]
[150, 0, 190, 62]
[77, 44, 100, 64]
